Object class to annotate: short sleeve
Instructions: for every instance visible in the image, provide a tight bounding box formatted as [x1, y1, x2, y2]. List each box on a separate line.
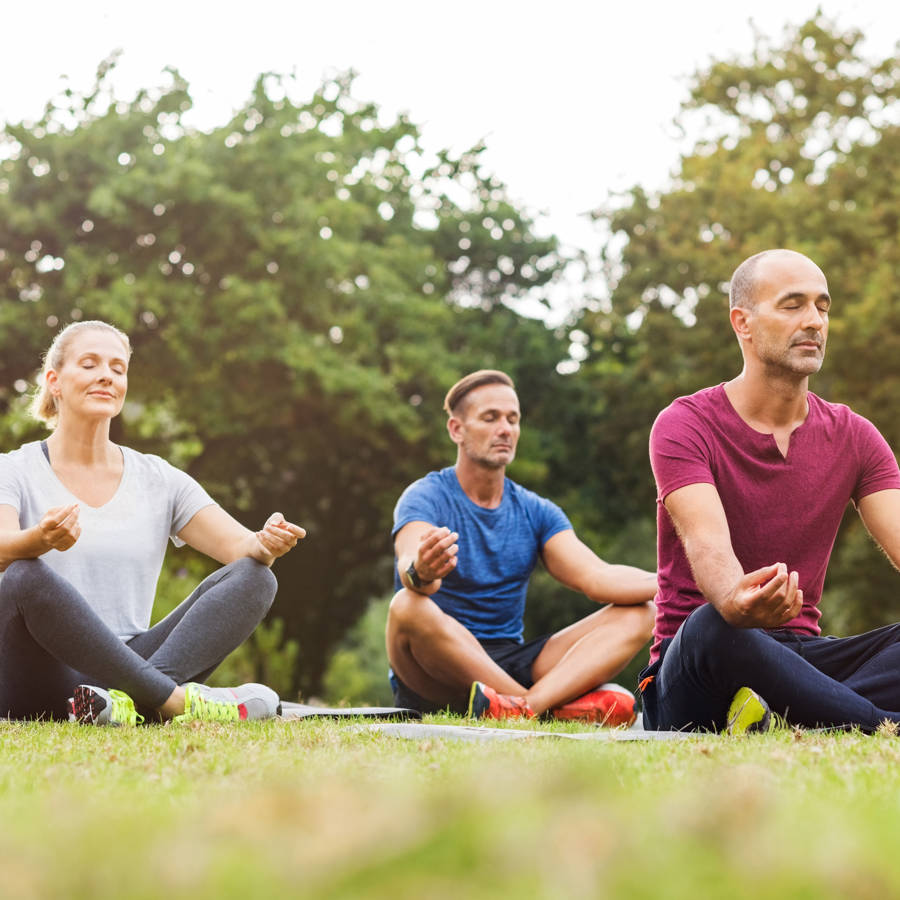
[852, 414, 900, 502]
[0, 453, 23, 512]
[649, 401, 717, 502]
[392, 477, 440, 537]
[163, 461, 217, 546]
[534, 495, 571, 547]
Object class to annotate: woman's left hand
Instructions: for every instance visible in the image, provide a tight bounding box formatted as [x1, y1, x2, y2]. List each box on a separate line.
[253, 512, 306, 565]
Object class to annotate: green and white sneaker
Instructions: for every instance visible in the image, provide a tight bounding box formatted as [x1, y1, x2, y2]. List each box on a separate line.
[726, 686, 775, 735]
[72, 685, 144, 726]
[173, 683, 280, 723]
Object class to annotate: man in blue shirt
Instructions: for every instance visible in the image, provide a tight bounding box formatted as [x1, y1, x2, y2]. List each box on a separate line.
[388, 369, 656, 723]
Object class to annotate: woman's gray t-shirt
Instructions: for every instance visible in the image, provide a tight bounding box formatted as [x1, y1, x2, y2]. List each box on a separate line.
[0, 441, 216, 639]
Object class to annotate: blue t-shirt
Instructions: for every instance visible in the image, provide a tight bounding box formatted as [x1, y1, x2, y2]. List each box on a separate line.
[392, 467, 572, 641]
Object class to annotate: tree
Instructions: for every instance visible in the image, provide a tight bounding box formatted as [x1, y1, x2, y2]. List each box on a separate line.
[575, 15, 900, 632]
[0, 60, 568, 695]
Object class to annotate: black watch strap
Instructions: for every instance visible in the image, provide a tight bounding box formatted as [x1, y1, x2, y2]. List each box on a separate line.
[406, 561, 424, 589]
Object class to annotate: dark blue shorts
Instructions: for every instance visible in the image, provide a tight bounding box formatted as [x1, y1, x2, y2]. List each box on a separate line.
[391, 634, 551, 713]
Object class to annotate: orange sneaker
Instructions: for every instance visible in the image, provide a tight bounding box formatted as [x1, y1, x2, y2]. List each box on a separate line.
[467, 681, 535, 720]
[551, 683, 637, 727]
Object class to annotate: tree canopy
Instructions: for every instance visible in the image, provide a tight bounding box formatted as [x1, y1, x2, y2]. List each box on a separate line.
[0, 61, 569, 692]
[574, 15, 900, 633]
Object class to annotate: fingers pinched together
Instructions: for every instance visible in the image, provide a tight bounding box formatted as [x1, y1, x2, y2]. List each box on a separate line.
[255, 512, 306, 562]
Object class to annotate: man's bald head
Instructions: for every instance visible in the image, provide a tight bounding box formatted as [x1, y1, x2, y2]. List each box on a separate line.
[729, 249, 820, 310]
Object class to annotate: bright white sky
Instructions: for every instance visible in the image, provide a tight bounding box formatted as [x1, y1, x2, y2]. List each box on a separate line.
[2, 1, 898, 319]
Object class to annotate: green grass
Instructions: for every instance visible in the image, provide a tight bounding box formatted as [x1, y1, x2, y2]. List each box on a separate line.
[2, 716, 899, 899]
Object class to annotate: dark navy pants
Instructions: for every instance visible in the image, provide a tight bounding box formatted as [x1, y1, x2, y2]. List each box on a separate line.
[640, 604, 900, 732]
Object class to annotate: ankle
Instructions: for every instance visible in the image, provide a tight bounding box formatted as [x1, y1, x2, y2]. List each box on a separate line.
[522, 692, 548, 716]
[157, 686, 186, 720]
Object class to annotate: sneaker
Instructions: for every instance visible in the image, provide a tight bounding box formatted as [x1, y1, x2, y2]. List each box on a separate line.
[551, 683, 637, 727]
[467, 681, 535, 720]
[173, 682, 280, 723]
[726, 686, 775, 735]
[72, 685, 143, 726]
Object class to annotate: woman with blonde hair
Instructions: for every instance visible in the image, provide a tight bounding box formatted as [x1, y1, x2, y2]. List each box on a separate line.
[0, 320, 305, 724]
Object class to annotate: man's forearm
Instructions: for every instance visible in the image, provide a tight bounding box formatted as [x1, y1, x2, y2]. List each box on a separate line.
[682, 538, 748, 623]
[586, 564, 658, 605]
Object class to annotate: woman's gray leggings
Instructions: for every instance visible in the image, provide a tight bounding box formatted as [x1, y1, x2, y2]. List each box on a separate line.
[0, 556, 277, 719]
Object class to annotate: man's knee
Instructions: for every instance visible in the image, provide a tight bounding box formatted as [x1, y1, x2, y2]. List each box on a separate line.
[678, 603, 730, 650]
[635, 600, 656, 639]
[613, 600, 656, 645]
[678, 602, 767, 667]
[388, 588, 435, 636]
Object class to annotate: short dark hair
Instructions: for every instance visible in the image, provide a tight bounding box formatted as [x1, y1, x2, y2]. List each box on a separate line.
[729, 250, 775, 310]
[443, 369, 515, 416]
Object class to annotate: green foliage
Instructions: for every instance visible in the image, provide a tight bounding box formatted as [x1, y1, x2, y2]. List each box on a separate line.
[209, 617, 300, 697]
[148, 551, 209, 623]
[576, 14, 900, 632]
[321, 595, 393, 706]
[0, 60, 566, 694]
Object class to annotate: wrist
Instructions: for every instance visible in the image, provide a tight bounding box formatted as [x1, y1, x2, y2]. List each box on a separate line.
[406, 560, 426, 589]
[403, 560, 438, 594]
[249, 534, 276, 567]
[30, 525, 52, 555]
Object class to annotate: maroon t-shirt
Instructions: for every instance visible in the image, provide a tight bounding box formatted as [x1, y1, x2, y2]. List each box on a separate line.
[649, 385, 900, 661]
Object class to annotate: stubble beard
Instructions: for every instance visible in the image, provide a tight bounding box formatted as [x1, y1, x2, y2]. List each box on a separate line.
[465, 444, 515, 471]
[760, 336, 826, 379]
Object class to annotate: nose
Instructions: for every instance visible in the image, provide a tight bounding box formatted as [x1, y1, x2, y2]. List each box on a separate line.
[95, 362, 120, 383]
[802, 303, 827, 331]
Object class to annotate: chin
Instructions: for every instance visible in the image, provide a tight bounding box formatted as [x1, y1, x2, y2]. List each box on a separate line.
[476, 456, 509, 470]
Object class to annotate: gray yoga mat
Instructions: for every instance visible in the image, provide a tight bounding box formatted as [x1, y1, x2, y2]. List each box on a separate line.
[357, 722, 700, 742]
[279, 702, 422, 721]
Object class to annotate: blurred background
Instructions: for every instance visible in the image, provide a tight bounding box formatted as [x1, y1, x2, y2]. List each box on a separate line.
[0, 2, 898, 702]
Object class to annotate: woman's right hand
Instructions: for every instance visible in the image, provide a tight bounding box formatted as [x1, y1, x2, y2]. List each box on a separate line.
[38, 503, 81, 552]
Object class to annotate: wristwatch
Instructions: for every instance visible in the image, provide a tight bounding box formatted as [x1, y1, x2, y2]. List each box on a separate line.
[406, 561, 425, 589]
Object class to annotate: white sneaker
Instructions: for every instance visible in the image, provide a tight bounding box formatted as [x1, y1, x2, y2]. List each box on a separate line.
[174, 682, 280, 722]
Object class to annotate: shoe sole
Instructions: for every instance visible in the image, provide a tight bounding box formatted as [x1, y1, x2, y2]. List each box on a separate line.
[726, 686, 772, 735]
[72, 685, 110, 726]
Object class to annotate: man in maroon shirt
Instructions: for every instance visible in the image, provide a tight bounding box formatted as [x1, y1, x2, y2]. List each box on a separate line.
[643, 248, 900, 733]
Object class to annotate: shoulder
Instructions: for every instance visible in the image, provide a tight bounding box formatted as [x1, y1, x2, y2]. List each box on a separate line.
[807, 391, 851, 421]
[0, 442, 39, 466]
[504, 477, 548, 507]
[121, 447, 178, 476]
[393, 468, 455, 530]
[651, 386, 724, 456]
[808, 393, 885, 440]
[120, 447, 200, 489]
[653, 385, 722, 432]
[0, 442, 41, 477]
[397, 468, 455, 501]
[504, 477, 569, 524]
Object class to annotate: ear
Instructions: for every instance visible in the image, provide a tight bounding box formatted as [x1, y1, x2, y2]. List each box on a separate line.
[45, 369, 61, 396]
[447, 415, 464, 446]
[730, 306, 753, 343]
